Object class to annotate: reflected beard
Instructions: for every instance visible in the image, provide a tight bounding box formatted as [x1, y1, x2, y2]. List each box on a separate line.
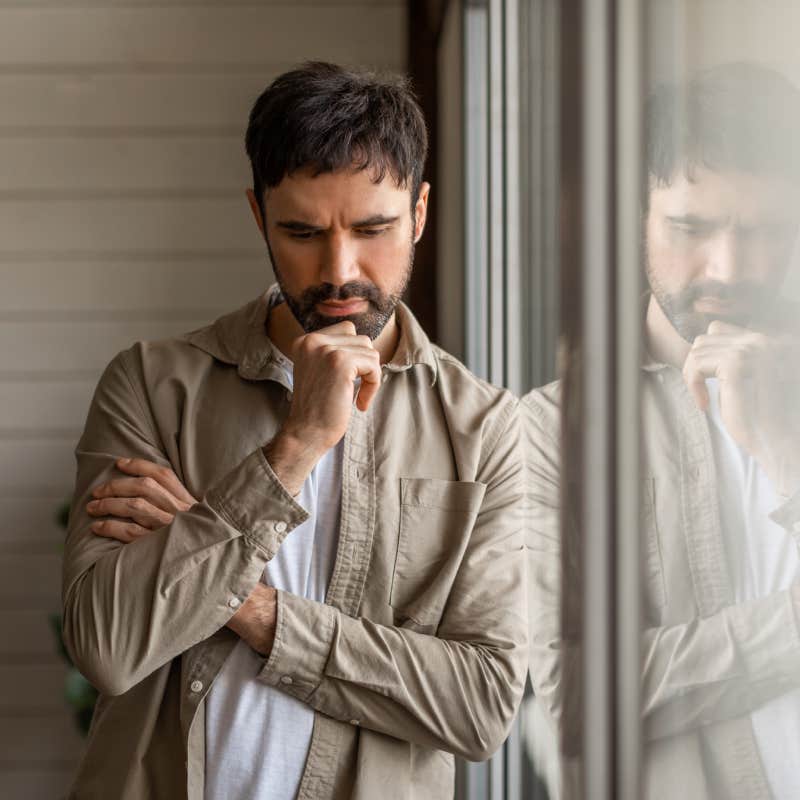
[646, 271, 773, 342]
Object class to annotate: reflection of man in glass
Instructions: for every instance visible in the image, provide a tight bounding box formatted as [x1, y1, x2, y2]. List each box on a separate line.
[526, 63, 800, 798]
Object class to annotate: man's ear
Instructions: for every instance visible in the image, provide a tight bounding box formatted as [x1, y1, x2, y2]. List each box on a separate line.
[413, 182, 431, 243]
[246, 188, 266, 238]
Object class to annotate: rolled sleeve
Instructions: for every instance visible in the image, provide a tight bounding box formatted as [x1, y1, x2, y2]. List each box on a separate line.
[206, 447, 309, 557]
[257, 591, 337, 701]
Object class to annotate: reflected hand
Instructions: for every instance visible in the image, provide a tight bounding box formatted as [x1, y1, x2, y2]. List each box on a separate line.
[87, 457, 197, 543]
[683, 320, 800, 494]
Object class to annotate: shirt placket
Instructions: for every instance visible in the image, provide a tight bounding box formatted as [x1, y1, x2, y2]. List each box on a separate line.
[295, 403, 378, 799]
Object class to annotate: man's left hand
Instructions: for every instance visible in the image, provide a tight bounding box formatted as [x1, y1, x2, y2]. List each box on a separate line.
[87, 457, 277, 655]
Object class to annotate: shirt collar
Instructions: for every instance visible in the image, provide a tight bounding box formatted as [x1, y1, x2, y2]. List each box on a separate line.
[183, 283, 438, 385]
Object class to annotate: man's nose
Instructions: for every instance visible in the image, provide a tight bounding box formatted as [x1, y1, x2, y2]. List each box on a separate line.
[319, 233, 361, 285]
[706, 230, 745, 283]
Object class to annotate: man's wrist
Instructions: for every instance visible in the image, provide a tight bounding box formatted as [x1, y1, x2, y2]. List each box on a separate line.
[227, 583, 278, 656]
[263, 430, 326, 496]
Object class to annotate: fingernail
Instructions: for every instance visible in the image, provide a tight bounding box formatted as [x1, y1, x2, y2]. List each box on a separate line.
[90, 521, 102, 532]
[87, 500, 98, 510]
[118, 458, 130, 465]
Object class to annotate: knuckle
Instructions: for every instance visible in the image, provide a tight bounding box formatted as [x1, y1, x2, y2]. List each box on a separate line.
[141, 476, 158, 492]
[329, 349, 348, 368]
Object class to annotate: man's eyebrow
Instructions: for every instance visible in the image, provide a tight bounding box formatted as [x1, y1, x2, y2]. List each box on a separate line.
[665, 214, 722, 226]
[351, 214, 400, 227]
[275, 220, 324, 232]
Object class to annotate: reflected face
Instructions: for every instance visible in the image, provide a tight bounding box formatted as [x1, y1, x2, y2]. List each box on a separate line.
[259, 167, 428, 339]
[645, 167, 800, 341]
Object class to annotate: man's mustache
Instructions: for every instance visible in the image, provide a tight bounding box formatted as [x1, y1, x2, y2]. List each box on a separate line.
[677, 280, 771, 309]
[299, 281, 385, 308]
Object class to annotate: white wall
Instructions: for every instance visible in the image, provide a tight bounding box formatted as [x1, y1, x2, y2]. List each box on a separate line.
[0, 1, 405, 795]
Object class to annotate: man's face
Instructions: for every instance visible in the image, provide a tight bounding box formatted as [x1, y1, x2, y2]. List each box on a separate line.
[254, 167, 429, 339]
[645, 166, 800, 341]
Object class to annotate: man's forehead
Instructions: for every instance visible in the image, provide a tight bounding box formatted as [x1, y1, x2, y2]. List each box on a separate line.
[650, 166, 800, 224]
[265, 166, 410, 218]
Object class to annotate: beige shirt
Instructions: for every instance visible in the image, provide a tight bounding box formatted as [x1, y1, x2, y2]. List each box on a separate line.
[524, 362, 800, 800]
[61, 286, 528, 799]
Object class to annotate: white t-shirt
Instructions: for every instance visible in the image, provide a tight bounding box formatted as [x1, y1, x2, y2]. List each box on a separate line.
[204, 355, 342, 800]
[705, 377, 800, 796]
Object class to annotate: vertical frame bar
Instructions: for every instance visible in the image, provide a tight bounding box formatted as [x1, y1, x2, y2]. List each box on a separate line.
[614, 0, 643, 796]
[487, 0, 506, 387]
[464, 0, 490, 382]
[561, 0, 643, 797]
[580, 0, 615, 796]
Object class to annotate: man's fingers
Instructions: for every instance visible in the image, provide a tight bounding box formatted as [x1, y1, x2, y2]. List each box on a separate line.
[355, 372, 381, 411]
[351, 356, 383, 412]
[92, 476, 191, 514]
[87, 496, 173, 529]
[90, 519, 151, 544]
[115, 458, 197, 507]
[682, 351, 712, 411]
[707, 319, 749, 336]
[319, 319, 358, 336]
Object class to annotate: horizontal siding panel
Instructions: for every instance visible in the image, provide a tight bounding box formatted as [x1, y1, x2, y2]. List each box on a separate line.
[0, 381, 96, 431]
[0, 768, 75, 798]
[0, 553, 63, 607]
[0, 663, 69, 712]
[1, 260, 269, 313]
[0, 73, 267, 129]
[0, 0, 401, 9]
[0, 714, 84, 763]
[0, 317, 211, 373]
[0, 137, 248, 193]
[0, 198, 263, 253]
[0, 610, 64, 657]
[0, 7, 405, 68]
[0, 496, 69, 546]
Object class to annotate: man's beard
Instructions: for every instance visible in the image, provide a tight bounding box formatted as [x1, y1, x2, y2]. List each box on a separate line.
[646, 266, 774, 343]
[267, 239, 414, 340]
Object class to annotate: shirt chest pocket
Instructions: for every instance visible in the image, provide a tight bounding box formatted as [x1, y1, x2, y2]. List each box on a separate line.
[389, 477, 486, 631]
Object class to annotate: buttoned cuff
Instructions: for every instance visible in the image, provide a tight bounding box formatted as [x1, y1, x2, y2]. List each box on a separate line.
[769, 485, 800, 540]
[731, 589, 800, 682]
[256, 590, 337, 702]
[205, 447, 309, 558]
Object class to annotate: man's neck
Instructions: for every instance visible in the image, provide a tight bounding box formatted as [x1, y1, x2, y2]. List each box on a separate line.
[645, 294, 690, 368]
[266, 302, 401, 365]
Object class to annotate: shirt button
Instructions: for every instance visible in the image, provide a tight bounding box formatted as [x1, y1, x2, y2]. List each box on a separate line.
[280, 675, 293, 685]
[349, 719, 360, 726]
[286, 390, 293, 402]
[274, 521, 287, 534]
[228, 596, 241, 609]
[190, 680, 203, 693]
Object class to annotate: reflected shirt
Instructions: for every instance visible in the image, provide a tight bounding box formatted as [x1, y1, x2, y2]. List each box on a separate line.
[706, 377, 800, 797]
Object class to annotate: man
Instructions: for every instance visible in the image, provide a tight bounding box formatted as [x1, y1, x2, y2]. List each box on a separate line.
[62, 62, 527, 799]
[526, 63, 800, 799]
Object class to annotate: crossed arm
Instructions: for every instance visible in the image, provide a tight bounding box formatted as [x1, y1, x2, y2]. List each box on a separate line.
[62, 346, 528, 761]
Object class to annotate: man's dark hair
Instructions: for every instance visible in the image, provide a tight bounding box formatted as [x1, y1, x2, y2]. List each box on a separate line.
[245, 61, 428, 218]
[646, 62, 800, 192]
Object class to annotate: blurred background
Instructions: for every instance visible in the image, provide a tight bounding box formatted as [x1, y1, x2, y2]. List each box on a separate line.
[3, 0, 800, 798]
